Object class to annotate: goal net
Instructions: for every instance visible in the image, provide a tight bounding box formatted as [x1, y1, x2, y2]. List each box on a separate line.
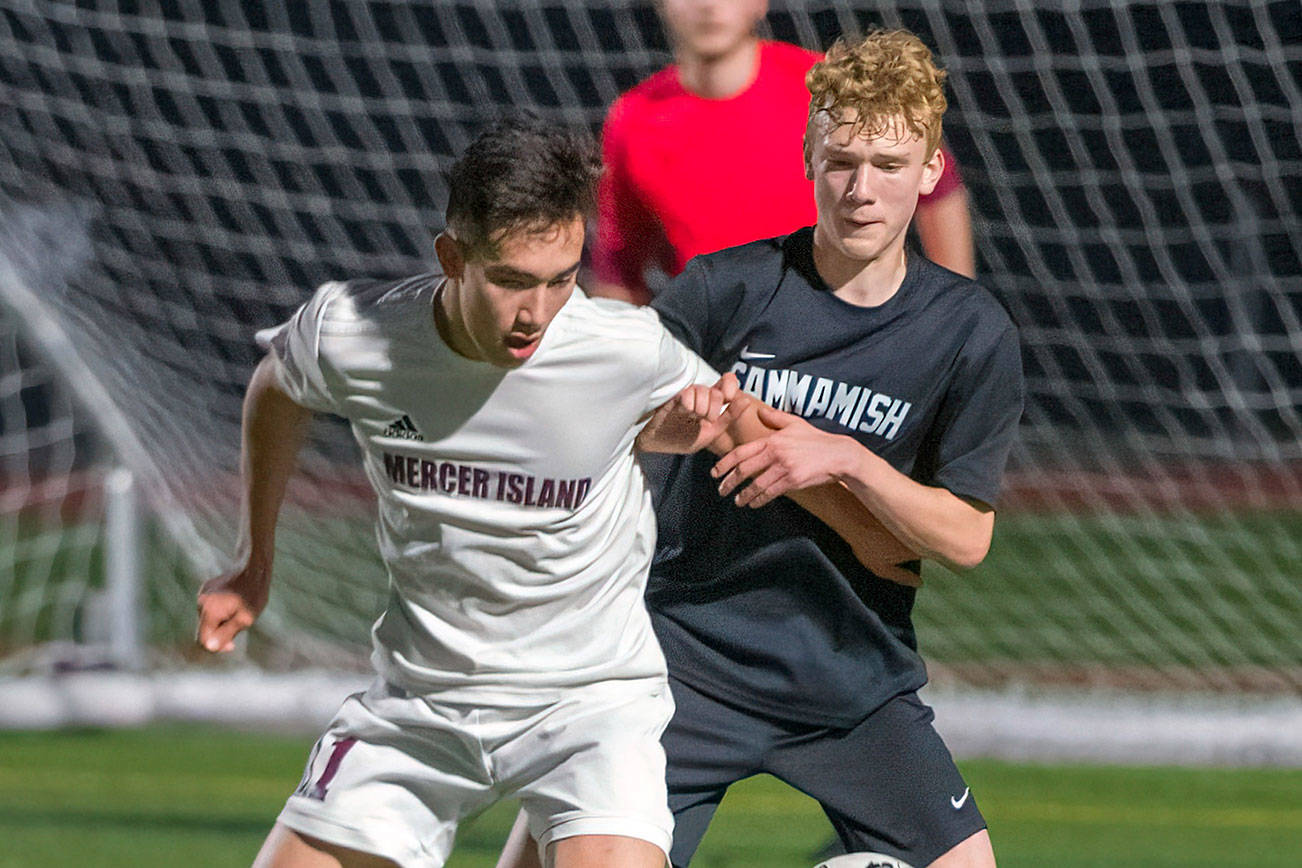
[1, 1, 1299, 758]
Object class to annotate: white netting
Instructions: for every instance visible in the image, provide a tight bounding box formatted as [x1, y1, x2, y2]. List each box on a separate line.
[0, 302, 103, 658]
[0, 1, 1299, 706]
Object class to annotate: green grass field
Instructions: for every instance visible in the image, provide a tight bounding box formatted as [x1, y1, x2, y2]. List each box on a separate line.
[1, 726, 1299, 867]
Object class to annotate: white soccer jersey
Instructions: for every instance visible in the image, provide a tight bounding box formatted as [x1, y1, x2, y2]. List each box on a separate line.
[264, 274, 716, 704]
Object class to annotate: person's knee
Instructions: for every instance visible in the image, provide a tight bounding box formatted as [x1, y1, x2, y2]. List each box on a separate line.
[548, 834, 666, 868]
[926, 829, 995, 868]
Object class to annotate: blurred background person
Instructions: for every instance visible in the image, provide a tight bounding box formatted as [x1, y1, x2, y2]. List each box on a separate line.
[592, 0, 975, 304]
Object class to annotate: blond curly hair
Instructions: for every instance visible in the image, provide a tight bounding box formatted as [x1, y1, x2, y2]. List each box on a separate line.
[804, 29, 948, 162]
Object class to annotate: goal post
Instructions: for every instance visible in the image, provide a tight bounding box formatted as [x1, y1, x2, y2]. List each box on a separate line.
[102, 466, 142, 670]
[0, 1, 1298, 759]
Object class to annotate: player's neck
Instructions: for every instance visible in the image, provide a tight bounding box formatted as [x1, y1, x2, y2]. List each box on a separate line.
[676, 37, 761, 100]
[812, 234, 910, 308]
[432, 278, 483, 362]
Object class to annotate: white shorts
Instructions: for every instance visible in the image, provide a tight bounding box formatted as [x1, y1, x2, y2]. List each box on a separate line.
[276, 676, 675, 867]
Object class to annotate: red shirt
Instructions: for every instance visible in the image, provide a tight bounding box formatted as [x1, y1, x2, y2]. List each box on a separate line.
[595, 41, 964, 289]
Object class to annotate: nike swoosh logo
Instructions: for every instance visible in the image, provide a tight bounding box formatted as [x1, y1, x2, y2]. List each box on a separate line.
[951, 787, 970, 809]
[738, 345, 776, 361]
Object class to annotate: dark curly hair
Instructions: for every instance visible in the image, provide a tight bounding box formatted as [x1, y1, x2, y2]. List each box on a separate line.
[445, 116, 602, 259]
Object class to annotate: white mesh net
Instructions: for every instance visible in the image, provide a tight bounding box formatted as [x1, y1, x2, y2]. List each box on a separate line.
[0, 303, 104, 658]
[0, 1, 1299, 724]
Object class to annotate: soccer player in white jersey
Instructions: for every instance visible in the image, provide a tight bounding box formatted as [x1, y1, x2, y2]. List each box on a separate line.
[196, 117, 737, 868]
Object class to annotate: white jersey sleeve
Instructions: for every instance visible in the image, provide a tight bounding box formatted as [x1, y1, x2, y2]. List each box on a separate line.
[643, 309, 719, 416]
[256, 281, 348, 415]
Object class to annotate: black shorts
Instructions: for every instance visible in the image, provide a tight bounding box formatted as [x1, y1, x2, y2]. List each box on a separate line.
[662, 675, 986, 867]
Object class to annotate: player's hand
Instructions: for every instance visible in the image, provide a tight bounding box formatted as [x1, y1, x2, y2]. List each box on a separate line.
[712, 403, 859, 507]
[196, 564, 270, 653]
[636, 373, 742, 455]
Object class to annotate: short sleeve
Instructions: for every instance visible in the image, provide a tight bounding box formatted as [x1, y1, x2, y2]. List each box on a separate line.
[593, 97, 666, 290]
[930, 321, 1024, 507]
[255, 281, 346, 415]
[919, 143, 965, 205]
[643, 316, 720, 416]
[648, 258, 712, 356]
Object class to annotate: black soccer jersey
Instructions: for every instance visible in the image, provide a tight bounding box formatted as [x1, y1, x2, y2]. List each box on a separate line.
[647, 227, 1024, 727]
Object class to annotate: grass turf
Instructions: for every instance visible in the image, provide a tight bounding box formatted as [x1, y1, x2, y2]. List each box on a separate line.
[1, 726, 1299, 867]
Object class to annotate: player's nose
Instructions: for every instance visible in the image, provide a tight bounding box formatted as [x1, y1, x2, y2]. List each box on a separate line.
[847, 163, 876, 203]
[516, 285, 548, 326]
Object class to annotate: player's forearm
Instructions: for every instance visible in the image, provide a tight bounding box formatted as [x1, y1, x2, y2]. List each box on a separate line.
[706, 390, 768, 454]
[714, 398, 919, 582]
[785, 482, 921, 586]
[914, 188, 976, 278]
[836, 448, 994, 571]
[237, 356, 313, 569]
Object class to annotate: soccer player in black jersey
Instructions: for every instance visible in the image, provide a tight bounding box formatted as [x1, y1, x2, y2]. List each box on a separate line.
[501, 29, 1021, 868]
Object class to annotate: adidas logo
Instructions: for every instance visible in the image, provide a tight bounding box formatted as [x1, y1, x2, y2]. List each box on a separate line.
[383, 415, 424, 441]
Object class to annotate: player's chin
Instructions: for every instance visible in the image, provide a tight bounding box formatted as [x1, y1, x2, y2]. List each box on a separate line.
[835, 234, 890, 262]
[691, 29, 750, 60]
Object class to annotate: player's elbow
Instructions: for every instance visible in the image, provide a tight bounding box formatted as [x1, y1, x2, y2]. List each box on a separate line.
[935, 523, 992, 571]
[944, 537, 990, 571]
[935, 499, 996, 571]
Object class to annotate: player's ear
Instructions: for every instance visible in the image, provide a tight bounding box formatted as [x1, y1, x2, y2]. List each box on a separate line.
[433, 231, 465, 280]
[918, 145, 944, 196]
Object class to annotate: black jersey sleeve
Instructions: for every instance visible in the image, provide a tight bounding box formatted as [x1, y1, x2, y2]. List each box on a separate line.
[651, 258, 712, 356]
[653, 239, 789, 369]
[929, 318, 1024, 507]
